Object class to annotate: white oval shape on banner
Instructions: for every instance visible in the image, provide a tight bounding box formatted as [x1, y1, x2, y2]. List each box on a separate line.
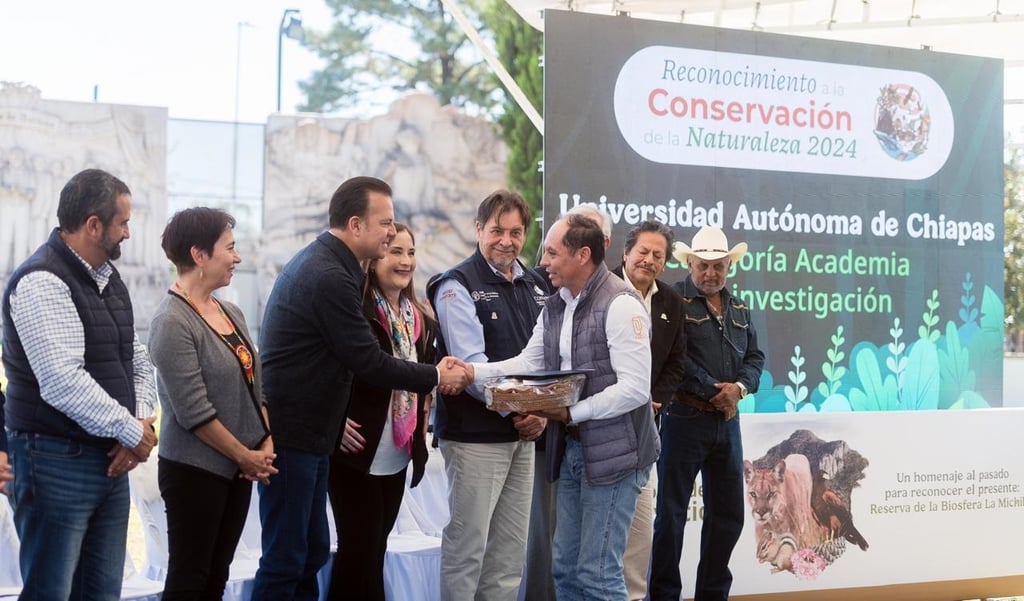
[613, 45, 955, 180]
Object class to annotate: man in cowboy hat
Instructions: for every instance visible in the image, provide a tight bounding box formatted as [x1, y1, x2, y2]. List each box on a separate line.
[649, 225, 765, 601]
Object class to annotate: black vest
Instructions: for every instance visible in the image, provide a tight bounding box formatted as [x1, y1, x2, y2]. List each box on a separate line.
[2, 228, 137, 444]
[427, 249, 548, 442]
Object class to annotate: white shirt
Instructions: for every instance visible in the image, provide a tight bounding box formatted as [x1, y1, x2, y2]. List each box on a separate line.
[473, 286, 652, 424]
[622, 270, 658, 315]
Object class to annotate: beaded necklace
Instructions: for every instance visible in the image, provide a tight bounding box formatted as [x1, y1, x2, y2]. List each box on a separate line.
[173, 282, 254, 385]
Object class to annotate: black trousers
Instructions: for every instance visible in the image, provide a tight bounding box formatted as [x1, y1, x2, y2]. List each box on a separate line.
[326, 458, 407, 601]
[158, 458, 252, 601]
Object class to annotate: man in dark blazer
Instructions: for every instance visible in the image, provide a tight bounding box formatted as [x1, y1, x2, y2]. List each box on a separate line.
[612, 219, 686, 601]
[251, 176, 470, 601]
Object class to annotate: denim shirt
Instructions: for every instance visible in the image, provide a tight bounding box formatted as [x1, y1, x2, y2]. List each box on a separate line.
[672, 275, 765, 401]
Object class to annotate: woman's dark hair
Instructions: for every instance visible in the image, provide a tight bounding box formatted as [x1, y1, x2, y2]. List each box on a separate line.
[365, 222, 435, 327]
[161, 207, 236, 272]
[329, 176, 393, 229]
[57, 169, 130, 233]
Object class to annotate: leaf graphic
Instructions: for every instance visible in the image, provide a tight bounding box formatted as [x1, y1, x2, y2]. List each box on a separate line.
[848, 346, 899, 411]
[902, 340, 939, 410]
[948, 390, 990, 410]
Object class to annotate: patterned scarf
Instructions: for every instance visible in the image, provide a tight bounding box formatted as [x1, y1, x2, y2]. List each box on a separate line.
[373, 288, 419, 455]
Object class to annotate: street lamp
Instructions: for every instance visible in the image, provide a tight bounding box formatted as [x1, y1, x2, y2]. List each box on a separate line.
[233, 21, 253, 215]
[276, 8, 304, 112]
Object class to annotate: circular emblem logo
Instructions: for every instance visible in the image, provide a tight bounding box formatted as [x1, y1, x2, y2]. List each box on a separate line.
[873, 83, 931, 162]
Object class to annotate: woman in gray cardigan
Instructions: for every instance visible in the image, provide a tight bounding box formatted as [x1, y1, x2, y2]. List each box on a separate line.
[148, 207, 276, 601]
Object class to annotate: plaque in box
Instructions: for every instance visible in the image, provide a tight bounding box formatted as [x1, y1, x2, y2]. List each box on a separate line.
[484, 370, 589, 413]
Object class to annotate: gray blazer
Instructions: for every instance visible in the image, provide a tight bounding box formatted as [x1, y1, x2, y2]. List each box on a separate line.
[149, 293, 268, 479]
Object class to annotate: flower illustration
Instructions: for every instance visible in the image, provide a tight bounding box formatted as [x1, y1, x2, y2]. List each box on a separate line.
[791, 547, 827, 580]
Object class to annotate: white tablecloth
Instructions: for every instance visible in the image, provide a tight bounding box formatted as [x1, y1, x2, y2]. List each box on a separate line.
[383, 445, 447, 601]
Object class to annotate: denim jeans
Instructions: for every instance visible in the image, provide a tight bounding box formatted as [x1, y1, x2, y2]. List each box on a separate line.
[649, 404, 745, 601]
[251, 446, 331, 601]
[552, 438, 649, 601]
[8, 431, 129, 601]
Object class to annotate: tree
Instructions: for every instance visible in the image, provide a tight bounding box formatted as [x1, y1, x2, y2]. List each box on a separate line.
[298, 0, 501, 114]
[484, 1, 544, 261]
[1005, 146, 1024, 351]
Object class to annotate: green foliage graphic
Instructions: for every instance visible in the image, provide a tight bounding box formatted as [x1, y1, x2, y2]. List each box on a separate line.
[784, 345, 809, 411]
[746, 277, 998, 414]
[918, 289, 941, 343]
[817, 325, 846, 400]
[885, 318, 907, 396]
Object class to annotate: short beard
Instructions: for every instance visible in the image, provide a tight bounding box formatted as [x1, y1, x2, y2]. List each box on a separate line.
[695, 281, 724, 297]
[100, 226, 122, 261]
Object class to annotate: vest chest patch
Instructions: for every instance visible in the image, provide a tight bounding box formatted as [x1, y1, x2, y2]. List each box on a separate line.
[470, 290, 500, 302]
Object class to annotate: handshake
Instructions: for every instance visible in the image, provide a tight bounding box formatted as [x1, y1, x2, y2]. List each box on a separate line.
[438, 356, 475, 396]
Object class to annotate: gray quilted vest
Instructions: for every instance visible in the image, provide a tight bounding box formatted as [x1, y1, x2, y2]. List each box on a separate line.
[542, 264, 660, 485]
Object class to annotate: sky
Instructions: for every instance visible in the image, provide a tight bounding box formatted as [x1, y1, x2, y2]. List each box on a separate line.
[2, 0, 1023, 137]
[1, 0, 344, 123]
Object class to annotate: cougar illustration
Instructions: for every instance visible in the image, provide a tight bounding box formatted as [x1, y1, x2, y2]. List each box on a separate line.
[744, 454, 825, 573]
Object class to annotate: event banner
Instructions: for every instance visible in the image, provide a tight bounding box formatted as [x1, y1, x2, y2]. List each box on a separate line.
[697, 409, 1024, 597]
[543, 10, 1005, 412]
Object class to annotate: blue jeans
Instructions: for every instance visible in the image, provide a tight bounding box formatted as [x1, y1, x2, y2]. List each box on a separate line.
[8, 432, 129, 601]
[649, 404, 745, 601]
[251, 446, 331, 601]
[552, 438, 649, 601]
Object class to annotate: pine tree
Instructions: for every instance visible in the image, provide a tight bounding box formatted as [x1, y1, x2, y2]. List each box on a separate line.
[299, 0, 501, 114]
[484, 1, 544, 262]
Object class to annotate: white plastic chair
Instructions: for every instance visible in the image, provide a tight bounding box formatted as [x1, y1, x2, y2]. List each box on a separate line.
[381, 445, 446, 601]
[128, 459, 261, 601]
[127, 458, 168, 582]
[392, 445, 449, 537]
[0, 494, 22, 594]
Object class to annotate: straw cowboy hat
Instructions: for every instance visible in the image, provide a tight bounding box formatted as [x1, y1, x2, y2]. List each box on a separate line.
[672, 226, 748, 264]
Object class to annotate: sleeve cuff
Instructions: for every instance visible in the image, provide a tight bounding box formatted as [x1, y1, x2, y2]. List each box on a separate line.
[568, 402, 592, 424]
[116, 418, 144, 449]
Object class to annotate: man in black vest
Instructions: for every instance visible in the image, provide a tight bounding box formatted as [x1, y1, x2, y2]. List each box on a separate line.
[469, 214, 658, 600]
[2, 168, 158, 601]
[428, 190, 549, 601]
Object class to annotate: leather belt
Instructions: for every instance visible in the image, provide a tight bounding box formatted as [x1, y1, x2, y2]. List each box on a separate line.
[674, 393, 719, 414]
[566, 425, 581, 440]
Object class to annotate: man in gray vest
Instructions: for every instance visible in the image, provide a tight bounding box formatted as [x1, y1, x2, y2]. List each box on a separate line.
[2, 168, 158, 601]
[471, 214, 658, 600]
